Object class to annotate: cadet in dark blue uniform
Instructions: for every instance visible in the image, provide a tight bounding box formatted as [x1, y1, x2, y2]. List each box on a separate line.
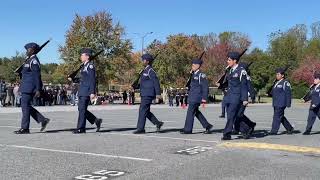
[180, 59, 213, 134]
[222, 52, 250, 140]
[303, 72, 320, 135]
[269, 68, 294, 135]
[133, 54, 164, 134]
[233, 62, 257, 138]
[14, 43, 50, 134]
[72, 48, 102, 134]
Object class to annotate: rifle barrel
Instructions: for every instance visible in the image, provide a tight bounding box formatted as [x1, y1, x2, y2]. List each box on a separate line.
[199, 51, 205, 60]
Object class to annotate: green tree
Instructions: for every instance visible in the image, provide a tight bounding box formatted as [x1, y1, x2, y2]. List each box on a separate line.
[0, 54, 25, 83]
[245, 48, 273, 91]
[268, 24, 307, 69]
[41, 63, 59, 83]
[147, 34, 202, 88]
[59, 11, 133, 88]
[51, 64, 68, 84]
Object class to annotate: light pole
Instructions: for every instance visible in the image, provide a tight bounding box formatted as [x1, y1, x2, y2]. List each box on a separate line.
[134, 32, 153, 55]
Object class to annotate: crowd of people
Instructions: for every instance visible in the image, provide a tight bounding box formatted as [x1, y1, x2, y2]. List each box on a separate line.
[0, 80, 138, 107]
[0, 80, 233, 108]
[0, 80, 20, 107]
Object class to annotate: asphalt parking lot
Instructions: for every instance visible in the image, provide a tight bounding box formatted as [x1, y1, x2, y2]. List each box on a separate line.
[0, 103, 319, 180]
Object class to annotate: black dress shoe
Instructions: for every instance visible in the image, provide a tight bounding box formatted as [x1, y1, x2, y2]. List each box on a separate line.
[303, 130, 311, 135]
[95, 118, 103, 132]
[286, 128, 294, 135]
[219, 115, 225, 118]
[156, 122, 164, 132]
[14, 129, 30, 134]
[180, 131, 192, 134]
[232, 130, 240, 135]
[133, 129, 146, 134]
[72, 129, 86, 134]
[221, 135, 232, 140]
[204, 124, 213, 134]
[249, 123, 256, 135]
[179, 129, 192, 134]
[242, 128, 252, 139]
[40, 118, 50, 132]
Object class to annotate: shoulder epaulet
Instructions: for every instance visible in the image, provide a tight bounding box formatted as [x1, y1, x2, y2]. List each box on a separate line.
[200, 73, 206, 78]
[283, 80, 291, 90]
[29, 56, 40, 70]
[148, 67, 156, 76]
[88, 63, 95, 69]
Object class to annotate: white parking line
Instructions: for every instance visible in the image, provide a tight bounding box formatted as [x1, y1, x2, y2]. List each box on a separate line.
[105, 132, 220, 144]
[0, 144, 153, 162]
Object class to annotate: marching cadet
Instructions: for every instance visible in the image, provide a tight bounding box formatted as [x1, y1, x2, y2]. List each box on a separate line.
[303, 72, 320, 135]
[133, 53, 164, 134]
[72, 48, 102, 134]
[269, 67, 294, 135]
[222, 51, 251, 140]
[233, 62, 256, 138]
[14, 43, 50, 134]
[180, 59, 213, 134]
